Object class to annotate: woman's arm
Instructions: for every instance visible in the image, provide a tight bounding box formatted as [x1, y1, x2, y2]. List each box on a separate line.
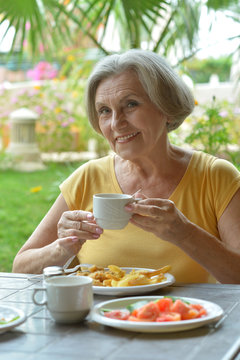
[12, 194, 103, 274]
[126, 188, 240, 284]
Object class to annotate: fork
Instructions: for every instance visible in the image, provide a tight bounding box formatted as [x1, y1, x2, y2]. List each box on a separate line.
[27, 262, 92, 281]
[64, 263, 92, 274]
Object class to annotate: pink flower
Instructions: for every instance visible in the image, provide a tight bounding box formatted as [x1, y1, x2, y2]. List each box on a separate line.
[50, 101, 57, 110]
[27, 69, 39, 80]
[18, 88, 27, 96]
[61, 121, 69, 127]
[234, 107, 240, 115]
[39, 43, 45, 54]
[27, 61, 58, 80]
[28, 89, 39, 96]
[34, 106, 43, 115]
[25, 21, 31, 30]
[219, 110, 228, 118]
[11, 96, 18, 104]
[57, 114, 64, 121]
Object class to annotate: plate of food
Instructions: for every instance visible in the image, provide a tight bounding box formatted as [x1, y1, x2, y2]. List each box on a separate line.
[74, 264, 175, 296]
[91, 295, 224, 333]
[0, 305, 27, 334]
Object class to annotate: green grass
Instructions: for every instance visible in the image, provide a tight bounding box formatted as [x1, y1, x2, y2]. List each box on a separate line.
[0, 162, 84, 272]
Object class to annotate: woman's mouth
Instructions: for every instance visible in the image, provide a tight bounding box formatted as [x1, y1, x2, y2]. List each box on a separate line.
[116, 132, 140, 143]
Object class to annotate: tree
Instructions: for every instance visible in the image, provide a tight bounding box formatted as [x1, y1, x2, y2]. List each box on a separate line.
[0, 0, 202, 65]
[206, 0, 239, 56]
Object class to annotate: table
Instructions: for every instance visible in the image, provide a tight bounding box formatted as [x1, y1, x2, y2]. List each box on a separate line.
[0, 272, 240, 360]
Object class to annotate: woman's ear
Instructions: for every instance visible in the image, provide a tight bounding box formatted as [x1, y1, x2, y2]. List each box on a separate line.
[166, 117, 171, 127]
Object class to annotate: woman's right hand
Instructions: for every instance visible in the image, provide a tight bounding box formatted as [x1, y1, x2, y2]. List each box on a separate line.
[57, 210, 103, 245]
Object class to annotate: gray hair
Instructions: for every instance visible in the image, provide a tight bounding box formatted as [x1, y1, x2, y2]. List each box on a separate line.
[85, 49, 195, 133]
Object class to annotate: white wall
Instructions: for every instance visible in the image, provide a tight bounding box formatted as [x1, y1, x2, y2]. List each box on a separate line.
[193, 80, 239, 105]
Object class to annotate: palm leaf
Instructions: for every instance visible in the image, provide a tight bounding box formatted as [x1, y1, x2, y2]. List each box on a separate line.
[0, 0, 202, 66]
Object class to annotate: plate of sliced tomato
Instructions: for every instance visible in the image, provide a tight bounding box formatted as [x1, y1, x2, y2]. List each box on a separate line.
[91, 296, 224, 333]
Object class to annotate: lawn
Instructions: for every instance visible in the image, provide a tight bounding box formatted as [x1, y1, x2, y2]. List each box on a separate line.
[0, 161, 84, 272]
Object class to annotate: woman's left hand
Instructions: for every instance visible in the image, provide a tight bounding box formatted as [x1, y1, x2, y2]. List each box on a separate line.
[125, 196, 193, 245]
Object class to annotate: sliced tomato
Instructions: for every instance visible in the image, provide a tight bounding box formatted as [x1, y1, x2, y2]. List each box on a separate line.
[190, 304, 207, 317]
[104, 310, 130, 320]
[170, 299, 191, 318]
[128, 315, 155, 322]
[156, 298, 173, 312]
[135, 301, 160, 321]
[170, 300, 207, 320]
[156, 312, 181, 322]
[181, 308, 199, 320]
[190, 304, 204, 311]
[131, 309, 138, 317]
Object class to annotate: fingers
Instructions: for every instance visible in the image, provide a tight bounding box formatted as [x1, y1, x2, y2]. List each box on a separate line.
[58, 235, 84, 247]
[57, 231, 101, 262]
[125, 198, 174, 217]
[57, 236, 86, 258]
[58, 224, 103, 239]
[130, 210, 162, 229]
[125, 197, 191, 244]
[65, 210, 95, 222]
[125, 198, 177, 237]
[133, 191, 147, 200]
[63, 219, 99, 233]
[58, 210, 103, 240]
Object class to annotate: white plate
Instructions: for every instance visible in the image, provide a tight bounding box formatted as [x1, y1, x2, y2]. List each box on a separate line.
[91, 296, 224, 333]
[90, 267, 175, 296]
[0, 305, 27, 334]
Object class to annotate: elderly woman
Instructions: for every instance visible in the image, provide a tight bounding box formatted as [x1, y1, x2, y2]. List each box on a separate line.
[13, 49, 240, 283]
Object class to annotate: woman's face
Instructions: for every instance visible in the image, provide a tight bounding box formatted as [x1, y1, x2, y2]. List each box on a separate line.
[95, 70, 168, 160]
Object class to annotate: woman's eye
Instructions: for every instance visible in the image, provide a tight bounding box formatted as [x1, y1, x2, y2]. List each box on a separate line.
[98, 107, 110, 115]
[127, 101, 138, 108]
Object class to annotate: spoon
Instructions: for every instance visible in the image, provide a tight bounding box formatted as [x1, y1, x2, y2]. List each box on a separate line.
[27, 262, 92, 281]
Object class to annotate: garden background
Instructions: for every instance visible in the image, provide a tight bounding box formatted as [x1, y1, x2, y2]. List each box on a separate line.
[0, 0, 239, 272]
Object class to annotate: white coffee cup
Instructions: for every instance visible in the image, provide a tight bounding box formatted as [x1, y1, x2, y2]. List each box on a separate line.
[32, 276, 93, 324]
[93, 193, 138, 230]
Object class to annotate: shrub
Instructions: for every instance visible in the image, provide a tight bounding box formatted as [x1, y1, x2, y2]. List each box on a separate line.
[182, 97, 240, 165]
[0, 79, 109, 154]
[181, 56, 233, 83]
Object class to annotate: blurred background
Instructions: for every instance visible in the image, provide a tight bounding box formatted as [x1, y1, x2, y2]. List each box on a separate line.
[0, 0, 239, 271]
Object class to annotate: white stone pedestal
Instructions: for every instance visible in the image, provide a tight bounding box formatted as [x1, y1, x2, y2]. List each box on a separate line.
[6, 108, 46, 171]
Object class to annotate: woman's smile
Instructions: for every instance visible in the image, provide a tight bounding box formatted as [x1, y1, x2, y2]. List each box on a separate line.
[115, 131, 140, 143]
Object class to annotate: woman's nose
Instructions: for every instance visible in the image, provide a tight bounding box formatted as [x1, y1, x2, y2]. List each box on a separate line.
[111, 111, 127, 130]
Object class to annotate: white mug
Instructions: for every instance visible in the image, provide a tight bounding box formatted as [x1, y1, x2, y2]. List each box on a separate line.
[32, 276, 93, 324]
[93, 193, 138, 230]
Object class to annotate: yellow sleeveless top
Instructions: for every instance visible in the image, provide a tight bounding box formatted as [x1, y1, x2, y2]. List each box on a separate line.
[60, 151, 240, 283]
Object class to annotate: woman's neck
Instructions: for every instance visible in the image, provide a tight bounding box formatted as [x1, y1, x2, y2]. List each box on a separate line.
[114, 144, 193, 198]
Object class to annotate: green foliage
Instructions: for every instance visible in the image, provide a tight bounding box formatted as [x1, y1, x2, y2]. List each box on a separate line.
[185, 101, 230, 153]
[206, 0, 239, 11]
[181, 56, 233, 83]
[0, 0, 202, 66]
[0, 161, 84, 272]
[183, 97, 240, 164]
